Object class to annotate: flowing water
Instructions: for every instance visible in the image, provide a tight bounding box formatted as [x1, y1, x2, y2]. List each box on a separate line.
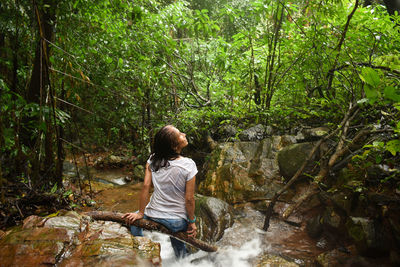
[69, 165, 331, 266]
[143, 205, 327, 266]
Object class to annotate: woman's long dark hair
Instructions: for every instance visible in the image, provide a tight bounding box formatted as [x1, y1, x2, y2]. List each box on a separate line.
[149, 125, 180, 172]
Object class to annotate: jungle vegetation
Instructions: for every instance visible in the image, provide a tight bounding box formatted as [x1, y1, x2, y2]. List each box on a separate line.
[0, 0, 399, 227]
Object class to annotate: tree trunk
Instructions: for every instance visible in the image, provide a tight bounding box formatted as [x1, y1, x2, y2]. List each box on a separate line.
[86, 211, 218, 252]
[25, 0, 57, 185]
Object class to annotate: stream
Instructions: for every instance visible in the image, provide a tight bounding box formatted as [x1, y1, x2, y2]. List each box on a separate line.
[144, 206, 324, 266]
[82, 166, 331, 266]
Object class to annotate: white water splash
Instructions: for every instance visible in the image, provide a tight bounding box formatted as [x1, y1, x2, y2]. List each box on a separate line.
[144, 231, 263, 267]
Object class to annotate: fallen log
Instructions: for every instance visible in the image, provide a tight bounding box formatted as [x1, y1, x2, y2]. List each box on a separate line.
[86, 211, 218, 252]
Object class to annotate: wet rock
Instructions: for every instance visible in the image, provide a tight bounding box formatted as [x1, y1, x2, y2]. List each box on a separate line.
[255, 253, 299, 266]
[315, 245, 376, 267]
[0, 226, 70, 266]
[277, 142, 317, 180]
[345, 216, 389, 256]
[195, 194, 234, 243]
[0, 212, 160, 266]
[22, 214, 46, 229]
[306, 215, 323, 238]
[321, 207, 342, 229]
[132, 237, 161, 265]
[238, 124, 265, 141]
[94, 155, 132, 169]
[198, 137, 289, 204]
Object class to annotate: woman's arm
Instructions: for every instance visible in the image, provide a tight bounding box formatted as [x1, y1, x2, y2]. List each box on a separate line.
[123, 163, 152, 224]
[185, 176, 197, 237]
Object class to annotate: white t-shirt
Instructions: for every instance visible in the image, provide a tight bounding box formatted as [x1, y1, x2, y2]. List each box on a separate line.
[144, 156, 198, 220]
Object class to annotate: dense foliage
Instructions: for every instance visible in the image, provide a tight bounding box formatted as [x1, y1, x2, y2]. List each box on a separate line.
[0, 0, 399, 225]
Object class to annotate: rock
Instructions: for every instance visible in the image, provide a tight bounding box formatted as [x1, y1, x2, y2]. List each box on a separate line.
[198, 137, 288, 204]
[306, 215, 323, 238]
[217, 125, 238, 139]
[389, 214, 400, 245]
[330, 191, 353, 214]
[133, 164, 145, 181]
[94, 155, 132, 169]
[316, 245, 371, 267]
[321, 207, 342, 229]
[296, 127, 330, 142]
[238, 124, 265, 141]
[124, 176, 133, 183]
[63, 161, 78, 177]
[265, 125, 273, 136]
[195, 194, 234, 243]
[255, 253, 299, 266]
[345, 217, 389, 256]
[365, 165, 390, 184]
[0, 212, 161, 266]
[0, 227, 70, 266]
[277, 142, 316, 180]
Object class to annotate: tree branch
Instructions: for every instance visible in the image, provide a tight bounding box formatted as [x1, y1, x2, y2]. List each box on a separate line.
[326, 0, 360, 93]
[86, 211, 218, 252]
[263, 102, 358, 230]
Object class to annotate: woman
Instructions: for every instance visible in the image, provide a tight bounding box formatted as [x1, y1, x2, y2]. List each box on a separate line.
[123, 125, 198, 258]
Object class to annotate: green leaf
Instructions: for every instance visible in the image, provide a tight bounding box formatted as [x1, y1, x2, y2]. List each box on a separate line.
[386, 140, 400, 156]
[364, 84, 379, 102]
[45, 211, 60, 218]
[372, 141, 385, 148]
[105, 57, 113, 64]
[38, 122, 47, 132]
[50, 183, 58, 194]
[118, 58, 123, 66]
[73, 0, 80, 9]
[360, 67, 380, 87]
[63, 190, 73, 197]
[384, 86, 400, 102]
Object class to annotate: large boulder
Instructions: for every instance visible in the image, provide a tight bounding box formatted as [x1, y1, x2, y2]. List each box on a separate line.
[195, 194, 234, 243]
[0, 211, 161, 266]
[198, 136, 296, 204]
[277, 142, 317, 180]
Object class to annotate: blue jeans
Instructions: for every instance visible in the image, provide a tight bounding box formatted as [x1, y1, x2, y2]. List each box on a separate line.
[130, 214, 189, 258]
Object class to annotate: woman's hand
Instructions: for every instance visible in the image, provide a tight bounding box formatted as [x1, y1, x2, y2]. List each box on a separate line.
[187, 222, 197, 238]
[123, 212, 144, 225]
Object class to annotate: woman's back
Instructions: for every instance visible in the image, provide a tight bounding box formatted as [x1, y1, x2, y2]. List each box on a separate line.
[145, 157, 197, 220]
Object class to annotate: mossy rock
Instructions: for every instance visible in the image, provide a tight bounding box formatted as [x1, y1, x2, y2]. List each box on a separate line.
[277, 142, 316, 180]
[195, 194, 234, 243]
